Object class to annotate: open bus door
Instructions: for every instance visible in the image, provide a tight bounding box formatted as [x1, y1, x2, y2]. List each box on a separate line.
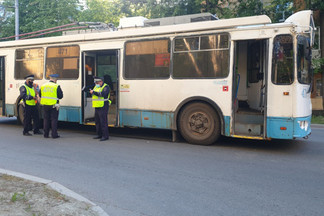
[232, 39, 268, 139]
[82, 50, 119, 126]
[82, 53, 97, 122]
[0, 57, 5, 116]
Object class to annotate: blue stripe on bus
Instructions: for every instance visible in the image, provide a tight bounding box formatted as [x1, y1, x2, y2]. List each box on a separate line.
[5, 104, 82, 123]
[119, 109, 173, 129]
[5, 104, 15, 116]
[58, 106, 81, 123]
[224, 116, 231, 136]
[267, 116, 311, 139]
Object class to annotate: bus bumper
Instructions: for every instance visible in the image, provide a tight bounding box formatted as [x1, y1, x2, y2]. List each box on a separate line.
[267, 116, 311, 139]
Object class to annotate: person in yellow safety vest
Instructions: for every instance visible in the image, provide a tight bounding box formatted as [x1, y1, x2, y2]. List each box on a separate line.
[40, 74, 63, 139]
[89, 76, 110, 141]
[19, 75, 42, 136]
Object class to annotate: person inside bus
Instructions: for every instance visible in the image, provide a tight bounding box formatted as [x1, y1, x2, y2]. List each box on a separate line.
[19, 74, 42, 136]
[40, 74, 63, 139]
[89, 76, 110, 141]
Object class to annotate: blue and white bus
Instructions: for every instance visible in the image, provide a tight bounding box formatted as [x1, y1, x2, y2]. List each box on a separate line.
[0, 10, 314, 145]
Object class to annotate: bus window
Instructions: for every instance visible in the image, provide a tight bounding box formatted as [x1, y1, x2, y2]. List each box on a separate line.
[173, 33, 230, 78]
[271, 35, 293, 85]
[46, 45, 80, 79]
[297, 36, 311, 84]
[174, 37, 199, 51]
[124, 39, 170, 79]
[15, 48, 44, 80]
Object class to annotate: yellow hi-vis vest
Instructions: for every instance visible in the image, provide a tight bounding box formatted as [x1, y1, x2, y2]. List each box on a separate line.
[40, 82, 59, 106]
[92, 83, 110, 108]
[23, 84, 36, 106]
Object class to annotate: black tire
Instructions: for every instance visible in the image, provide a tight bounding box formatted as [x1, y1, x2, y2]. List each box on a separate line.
[17, 102, 25, 125]
[178, 102, 221, 145]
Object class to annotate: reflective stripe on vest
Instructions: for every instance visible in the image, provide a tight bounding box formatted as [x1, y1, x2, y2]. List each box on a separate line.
[40, 82, 59, 106]
[92, 83, 110, 108]
[24, 84, 36, 106]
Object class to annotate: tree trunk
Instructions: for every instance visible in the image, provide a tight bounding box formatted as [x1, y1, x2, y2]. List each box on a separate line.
[294, 0, 307, 11]
[321, 11, 324, 108]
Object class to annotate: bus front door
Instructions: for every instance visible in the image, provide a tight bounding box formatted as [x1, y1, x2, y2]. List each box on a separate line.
[232, 39, 268, 139]
[82, 50, 119, 126]
[83, 53, 96, 122]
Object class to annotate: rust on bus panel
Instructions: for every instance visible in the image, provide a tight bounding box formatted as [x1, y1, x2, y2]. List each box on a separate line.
[121, 110, 173, 129]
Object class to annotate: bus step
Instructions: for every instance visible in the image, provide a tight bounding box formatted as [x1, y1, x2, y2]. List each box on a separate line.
[235, 113, 263, 125]
[234, 123, 263, 136]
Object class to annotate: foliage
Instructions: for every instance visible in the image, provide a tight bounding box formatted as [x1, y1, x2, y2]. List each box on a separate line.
[311, 115, 324, 124]
[0, 0, 80, 39]
[78, 0, 121, 25]
[263, 0, 293, 23]
[312, 58, 324, 74]
[234, 0, 263, 18]
[310, 0, 324, 11]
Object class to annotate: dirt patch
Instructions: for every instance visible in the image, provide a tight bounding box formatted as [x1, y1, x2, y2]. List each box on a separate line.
[0, 174, 100, 216]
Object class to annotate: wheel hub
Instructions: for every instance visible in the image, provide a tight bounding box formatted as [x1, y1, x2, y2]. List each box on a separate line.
[189, 112, 210, 134]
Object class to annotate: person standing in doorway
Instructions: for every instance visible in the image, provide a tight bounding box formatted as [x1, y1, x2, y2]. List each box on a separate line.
[89, 76, 110, 141]
[40, 74, 63, 139]
[19, 75, 42, 136]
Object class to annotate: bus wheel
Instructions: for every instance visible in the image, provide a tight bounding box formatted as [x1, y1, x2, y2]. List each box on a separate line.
[178, 102, 220, 145]
[17, 103, 25, 125]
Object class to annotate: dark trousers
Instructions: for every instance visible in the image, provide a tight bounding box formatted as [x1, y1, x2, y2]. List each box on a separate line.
[43, 105, 59, 137]
[95, 106, 109, 139]
[23, 104, 40, 134]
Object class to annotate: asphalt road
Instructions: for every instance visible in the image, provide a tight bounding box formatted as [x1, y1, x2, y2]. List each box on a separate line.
[0, 117, 323, 216]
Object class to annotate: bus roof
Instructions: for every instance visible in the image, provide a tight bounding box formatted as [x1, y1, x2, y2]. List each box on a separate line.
[0, 13, 298, 48]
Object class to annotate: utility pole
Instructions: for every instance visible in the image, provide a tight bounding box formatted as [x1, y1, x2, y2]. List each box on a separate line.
[15, 0, 19, 40]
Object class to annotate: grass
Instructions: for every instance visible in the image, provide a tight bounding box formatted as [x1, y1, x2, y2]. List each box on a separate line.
[11, 191, 26, 202]
[311, 115, 324, 124]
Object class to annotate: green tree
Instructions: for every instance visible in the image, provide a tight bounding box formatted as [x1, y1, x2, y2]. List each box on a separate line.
[78, 0, 121, 25]
[235, 0, 263, 17]
[0, 0, 80, 39]
[263, 0, 293, 22]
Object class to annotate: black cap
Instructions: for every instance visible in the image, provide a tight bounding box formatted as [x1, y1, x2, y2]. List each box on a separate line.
[93, 76, 103, 82]
[24, 75, 35, 80]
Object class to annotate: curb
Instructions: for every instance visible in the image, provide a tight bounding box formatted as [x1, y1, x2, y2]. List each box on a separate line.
[0, 168, 109, 216]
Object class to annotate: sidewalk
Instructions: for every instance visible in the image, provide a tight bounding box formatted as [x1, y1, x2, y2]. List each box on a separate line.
[0, 168, 108, 216]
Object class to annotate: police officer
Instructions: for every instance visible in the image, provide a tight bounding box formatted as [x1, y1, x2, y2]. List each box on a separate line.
[40, 74, 63, 139]
[19, 75, 42, 136]
[90, 76, 110, 141]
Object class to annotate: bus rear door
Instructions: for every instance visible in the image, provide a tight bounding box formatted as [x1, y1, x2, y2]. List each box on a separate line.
[232, 39, 268, 139]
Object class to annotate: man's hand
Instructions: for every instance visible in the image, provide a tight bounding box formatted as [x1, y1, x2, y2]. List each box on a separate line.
[89, 89, 93, 94]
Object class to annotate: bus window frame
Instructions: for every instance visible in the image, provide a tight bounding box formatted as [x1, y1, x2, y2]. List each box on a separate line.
[172, 32, 231, 79]
[123, 37, 171, 80]
[14, 47, 44, 80]
[45, 45, 80, 80]
[271, 34, 294, 85]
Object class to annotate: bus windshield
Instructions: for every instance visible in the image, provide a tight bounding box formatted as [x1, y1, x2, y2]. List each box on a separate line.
[297, 36, 312, 84]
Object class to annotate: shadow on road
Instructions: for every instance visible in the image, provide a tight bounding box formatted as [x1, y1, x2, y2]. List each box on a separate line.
[216, 135, 307, 154]
[0, 117, 308, 153]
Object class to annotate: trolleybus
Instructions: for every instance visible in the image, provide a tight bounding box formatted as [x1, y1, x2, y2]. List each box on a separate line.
[0, 10, 314, 145]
